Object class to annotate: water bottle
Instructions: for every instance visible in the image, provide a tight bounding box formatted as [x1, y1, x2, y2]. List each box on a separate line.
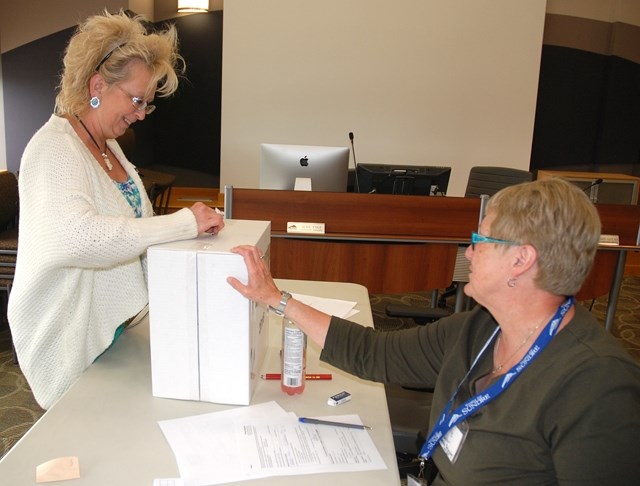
[281, 317, 307, 395]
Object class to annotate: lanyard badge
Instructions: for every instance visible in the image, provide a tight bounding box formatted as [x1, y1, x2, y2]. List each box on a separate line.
[419, 297, 574, 463]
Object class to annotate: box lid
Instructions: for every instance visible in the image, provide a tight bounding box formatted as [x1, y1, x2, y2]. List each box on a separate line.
[148, 219, 270, 254]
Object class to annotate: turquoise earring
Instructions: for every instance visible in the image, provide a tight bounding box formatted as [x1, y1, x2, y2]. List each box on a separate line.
[90, 96, 100, 109]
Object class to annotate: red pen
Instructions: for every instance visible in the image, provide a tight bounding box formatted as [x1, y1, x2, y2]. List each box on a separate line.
[261, 373, 332, 380]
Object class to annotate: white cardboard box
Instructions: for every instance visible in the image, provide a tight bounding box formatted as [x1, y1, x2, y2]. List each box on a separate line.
[147, 219, 271, 405]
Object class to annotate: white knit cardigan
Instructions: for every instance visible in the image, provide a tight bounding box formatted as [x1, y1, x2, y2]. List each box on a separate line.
[8, 115, 198, 409]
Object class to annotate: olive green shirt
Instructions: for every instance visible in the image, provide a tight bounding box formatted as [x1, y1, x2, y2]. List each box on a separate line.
[320, 305, 640, 485]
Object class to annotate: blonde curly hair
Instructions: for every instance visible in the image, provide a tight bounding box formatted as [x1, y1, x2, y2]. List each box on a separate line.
[55, 9, 185, 115]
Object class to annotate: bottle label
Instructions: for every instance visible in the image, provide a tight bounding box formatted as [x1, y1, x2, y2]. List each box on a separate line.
[283, 326, 306, 387]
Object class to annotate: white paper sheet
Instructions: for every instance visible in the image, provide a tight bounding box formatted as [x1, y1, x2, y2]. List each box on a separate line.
[158, 402, 386, 485]
[158, 401, 291, 485]
[292, 293, 359, 319]
[236, 414, 386, 476]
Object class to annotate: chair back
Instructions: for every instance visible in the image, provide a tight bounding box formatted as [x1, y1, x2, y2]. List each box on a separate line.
[465, 166, 533, 198]
[0, 171, 19, 229]
[450, 167, 533, 309]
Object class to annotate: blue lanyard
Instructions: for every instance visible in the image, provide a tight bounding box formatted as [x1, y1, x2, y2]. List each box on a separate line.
[419, 297, 574, 460]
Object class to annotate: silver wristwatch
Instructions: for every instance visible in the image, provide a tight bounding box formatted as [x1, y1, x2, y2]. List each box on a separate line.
[271, 291, 292, 316]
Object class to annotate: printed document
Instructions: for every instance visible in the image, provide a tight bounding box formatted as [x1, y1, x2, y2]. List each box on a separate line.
[158, 401, 386, 485]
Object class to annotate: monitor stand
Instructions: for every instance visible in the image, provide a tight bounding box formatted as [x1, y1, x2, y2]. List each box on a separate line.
[294, 178, 312, 191]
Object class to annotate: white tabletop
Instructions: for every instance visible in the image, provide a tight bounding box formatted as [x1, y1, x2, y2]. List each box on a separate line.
[0, 279, 400, 485]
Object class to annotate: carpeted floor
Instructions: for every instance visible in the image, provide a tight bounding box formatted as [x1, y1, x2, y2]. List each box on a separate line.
[369, 276, 640, 363]
[0, 329, 44, 459]
[0, 276, 638, 460]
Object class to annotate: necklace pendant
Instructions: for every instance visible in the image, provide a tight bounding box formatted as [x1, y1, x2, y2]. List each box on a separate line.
[101, 153, 113, 171]
[75, 116, 113, 171]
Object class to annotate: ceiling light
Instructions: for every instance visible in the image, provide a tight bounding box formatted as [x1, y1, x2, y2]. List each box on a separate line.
[177, 0, 209, 13]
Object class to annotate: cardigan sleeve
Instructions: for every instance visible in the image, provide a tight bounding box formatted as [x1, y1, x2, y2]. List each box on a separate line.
[18, 120, 198, 270]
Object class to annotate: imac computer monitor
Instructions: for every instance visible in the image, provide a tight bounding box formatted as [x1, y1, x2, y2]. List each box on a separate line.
[259, 143, 350, 192]
[355, 163, 451, 196]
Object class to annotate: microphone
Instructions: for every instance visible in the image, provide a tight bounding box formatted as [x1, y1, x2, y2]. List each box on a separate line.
[583, 178, 603, 193]
[349, 131, 361, 193]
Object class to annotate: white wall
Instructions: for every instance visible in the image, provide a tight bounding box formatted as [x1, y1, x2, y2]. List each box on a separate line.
[220, 0, 546, 196]
[0, 0, 126, 54]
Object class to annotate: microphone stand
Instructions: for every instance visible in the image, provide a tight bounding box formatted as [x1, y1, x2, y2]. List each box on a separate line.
[583, 178, 603, 202]
[349, 132, 361, 193]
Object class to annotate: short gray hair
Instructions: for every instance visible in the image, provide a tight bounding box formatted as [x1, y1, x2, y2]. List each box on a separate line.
[486, 177, 601, 296]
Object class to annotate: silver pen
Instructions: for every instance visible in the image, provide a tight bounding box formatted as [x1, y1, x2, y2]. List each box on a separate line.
[298, 417, 372, 430]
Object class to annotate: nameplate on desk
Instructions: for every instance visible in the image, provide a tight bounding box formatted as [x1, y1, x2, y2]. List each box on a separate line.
[599, 234, 619, 246]
[287, 222, 325, 234]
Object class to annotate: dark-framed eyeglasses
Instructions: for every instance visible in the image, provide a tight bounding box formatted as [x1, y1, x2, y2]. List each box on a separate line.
[471, 231, 518, 250]
[116, 85, 156, 115]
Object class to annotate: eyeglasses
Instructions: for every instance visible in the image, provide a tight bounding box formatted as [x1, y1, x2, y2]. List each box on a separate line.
[116, 85, 156, 115]
[471, 231, 518, 250]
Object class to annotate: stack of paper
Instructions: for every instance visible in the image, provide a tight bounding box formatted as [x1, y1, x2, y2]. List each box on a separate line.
[157, 401, 386, 485]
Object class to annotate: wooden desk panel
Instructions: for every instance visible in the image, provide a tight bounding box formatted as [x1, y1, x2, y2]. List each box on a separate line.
[270, 238, 457, 294]
[229, 188, 481, 294]
[576, 251, 618, 301]
[596, 203, 640, 245]
[230, 189, 481, 239]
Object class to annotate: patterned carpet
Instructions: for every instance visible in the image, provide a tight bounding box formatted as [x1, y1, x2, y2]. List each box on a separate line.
[0, 329, 44, 459]
[369, 276, 640, 363]
[0, 276, 638, 460]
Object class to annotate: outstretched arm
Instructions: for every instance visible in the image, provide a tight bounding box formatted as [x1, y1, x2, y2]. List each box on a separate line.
[226, 245, 332, 347]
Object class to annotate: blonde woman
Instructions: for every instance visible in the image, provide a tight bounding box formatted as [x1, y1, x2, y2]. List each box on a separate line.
[9, 10, 224, 409]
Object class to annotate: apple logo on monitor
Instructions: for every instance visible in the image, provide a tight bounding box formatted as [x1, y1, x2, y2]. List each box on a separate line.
[299, 156, 309, 167]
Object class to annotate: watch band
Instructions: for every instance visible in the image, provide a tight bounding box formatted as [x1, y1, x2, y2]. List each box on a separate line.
[272, 291, 292, 316]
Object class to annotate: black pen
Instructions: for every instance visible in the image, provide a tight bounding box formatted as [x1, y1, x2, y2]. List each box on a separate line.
[298, 417, 372, 430]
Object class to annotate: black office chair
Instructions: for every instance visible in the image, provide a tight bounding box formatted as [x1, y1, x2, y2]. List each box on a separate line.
[464, 166, 533, 198]
[0, 170, 18, 295]
[0, 170, 19, 363]
[143, 173, 176, 214]
[440, 166, 534, 310]
[386, 166, 533, 320]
